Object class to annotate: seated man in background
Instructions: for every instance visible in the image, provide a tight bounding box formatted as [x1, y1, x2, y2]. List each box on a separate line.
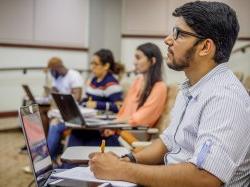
[89, 1, 250, 187]
[47, 57, 83, 101]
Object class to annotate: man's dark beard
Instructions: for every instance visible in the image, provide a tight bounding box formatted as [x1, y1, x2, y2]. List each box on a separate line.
[167, 46, 196, 71]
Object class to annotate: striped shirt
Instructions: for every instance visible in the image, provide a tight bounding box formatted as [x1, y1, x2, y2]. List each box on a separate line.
[81, 72, 123, 113]
[160, 63, 250, 186]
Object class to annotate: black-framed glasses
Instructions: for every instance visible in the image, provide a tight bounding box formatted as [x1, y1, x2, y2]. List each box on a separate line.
[173, 27, 206, 40]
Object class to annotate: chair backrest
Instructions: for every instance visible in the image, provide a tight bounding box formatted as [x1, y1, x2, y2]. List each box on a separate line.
[117, 84, 179, 151]
[234, 71, 245, 82]
[154, 84, 179, 134]
[244, 75, 250, 90]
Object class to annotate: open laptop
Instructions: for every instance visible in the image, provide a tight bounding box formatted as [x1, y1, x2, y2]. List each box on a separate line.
[22, 84, 50, 105]
[51, 93, 129, 128]
[19, 104, 109, 187]
[19, 104, 63, 186]
[22, 84, 36, 103]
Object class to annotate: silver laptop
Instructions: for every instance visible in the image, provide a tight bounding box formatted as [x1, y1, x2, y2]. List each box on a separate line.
[51, 93, 128, 128]
[19, 104, 108, 187]
[19, 104, 63, 186]
[22, 84, 50, 106]
[22, 84, 37, 103]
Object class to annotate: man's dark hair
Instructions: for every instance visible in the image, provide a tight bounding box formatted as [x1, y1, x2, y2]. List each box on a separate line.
[173, 1, 239, 63]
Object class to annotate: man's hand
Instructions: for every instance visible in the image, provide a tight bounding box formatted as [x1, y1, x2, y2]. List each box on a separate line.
[89, 152, 122, 180]
[88, 151, 119, 160]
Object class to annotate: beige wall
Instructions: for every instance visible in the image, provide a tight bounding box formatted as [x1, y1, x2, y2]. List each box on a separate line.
[122, 0, 169, 35]
[0, 47, 88, 111]
[121, 0, 250, 84]
[0, 0, 89, 47]
[122, 0, 250, 37]
[0, 0, 249, 112]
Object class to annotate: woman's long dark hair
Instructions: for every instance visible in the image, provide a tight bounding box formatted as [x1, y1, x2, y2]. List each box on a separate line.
[137, 43, 163, 109]
[94, 49, 124, 75]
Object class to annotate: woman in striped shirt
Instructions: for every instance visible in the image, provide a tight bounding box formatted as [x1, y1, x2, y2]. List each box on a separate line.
[80, 49, 123, 113]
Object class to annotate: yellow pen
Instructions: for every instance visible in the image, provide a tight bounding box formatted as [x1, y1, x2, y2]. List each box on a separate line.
[100, 139, 105, 153]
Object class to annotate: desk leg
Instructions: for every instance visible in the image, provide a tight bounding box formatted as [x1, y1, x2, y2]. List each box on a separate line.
[39, 106, 50, 137]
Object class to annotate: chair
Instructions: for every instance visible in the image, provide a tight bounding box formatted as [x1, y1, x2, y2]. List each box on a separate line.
[244, 75, 250, 91]
[234, 71, 245, 82]
[118, 84, 179, 151]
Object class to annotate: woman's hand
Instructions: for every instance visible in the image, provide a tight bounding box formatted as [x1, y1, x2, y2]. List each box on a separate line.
[102, 129, 116, 137]
[86, 100, 97, 109]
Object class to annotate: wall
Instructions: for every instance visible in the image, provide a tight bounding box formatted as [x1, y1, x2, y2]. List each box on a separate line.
[89, 0, 122, 60]
[0, 0, 89, 47]
[0, 47, 88, 111]
[121, 0, 250, 37]
[121, 0, 250, 84]
[0, 0, 90, 112]
[0, 0, 249, 112]
[0, 0, 123, 112]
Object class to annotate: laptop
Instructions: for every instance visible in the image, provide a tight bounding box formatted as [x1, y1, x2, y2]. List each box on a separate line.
[22, 84, 36, 103]
[22, 84, 50, 106]
[51, 93, 129, 128]
[19, 104, 109, 187]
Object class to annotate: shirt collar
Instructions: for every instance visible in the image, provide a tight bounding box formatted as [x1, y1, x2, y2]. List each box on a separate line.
[181, 63, 229, 101]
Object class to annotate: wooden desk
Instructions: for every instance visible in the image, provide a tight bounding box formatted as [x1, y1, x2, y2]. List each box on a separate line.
[61, 146, 129, 164]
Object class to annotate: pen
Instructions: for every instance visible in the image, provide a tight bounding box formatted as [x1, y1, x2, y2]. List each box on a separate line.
[100, 139, 105, 153]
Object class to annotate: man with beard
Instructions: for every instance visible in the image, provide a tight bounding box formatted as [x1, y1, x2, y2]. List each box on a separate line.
[89, 1, 250, 187]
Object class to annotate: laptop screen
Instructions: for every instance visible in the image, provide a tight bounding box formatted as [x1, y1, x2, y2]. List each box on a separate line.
[20, 104, 53, 186]
[52, 93, 85, 125]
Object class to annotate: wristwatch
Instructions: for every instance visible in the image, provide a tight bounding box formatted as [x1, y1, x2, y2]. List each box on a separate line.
[121, 152, 137, 163]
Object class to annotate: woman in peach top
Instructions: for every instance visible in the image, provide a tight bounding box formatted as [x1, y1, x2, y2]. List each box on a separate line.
[116, 42, 167, 127]
[70, 43, 167, 146]
[103, 43, 167, 139]
[117, 76, 166, 127]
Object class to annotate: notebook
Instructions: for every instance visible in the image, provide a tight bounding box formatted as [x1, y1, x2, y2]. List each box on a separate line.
[52, 167, 137, 187]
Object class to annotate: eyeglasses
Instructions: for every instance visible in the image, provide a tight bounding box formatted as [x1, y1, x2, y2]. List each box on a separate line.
[173, 27, 205, 40]
[90, 62, 103, 66]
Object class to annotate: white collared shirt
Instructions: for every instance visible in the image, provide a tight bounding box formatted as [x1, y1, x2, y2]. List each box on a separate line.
[160, 63, 250, 186]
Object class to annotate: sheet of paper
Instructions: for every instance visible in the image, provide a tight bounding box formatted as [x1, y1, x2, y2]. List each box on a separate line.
[51, 166, 136, 187]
